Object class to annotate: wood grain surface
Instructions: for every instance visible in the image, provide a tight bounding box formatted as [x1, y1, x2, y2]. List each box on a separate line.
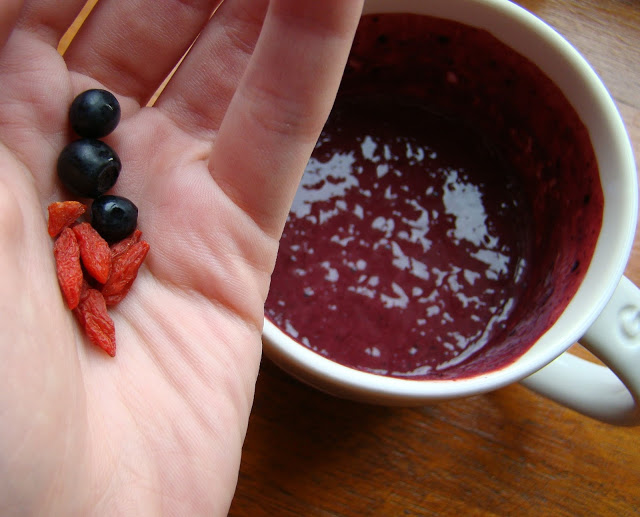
[60, 1, 640, 515]
[230, 1, 640, 516]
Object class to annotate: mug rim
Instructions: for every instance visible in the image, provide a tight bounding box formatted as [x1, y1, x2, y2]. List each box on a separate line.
[262, 0, 638, 402]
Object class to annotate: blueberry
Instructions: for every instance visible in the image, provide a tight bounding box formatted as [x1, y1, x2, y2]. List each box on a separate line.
[69, 89, 121, 138]
[91, 195, 138, 243]
[57, 139, 121, 198]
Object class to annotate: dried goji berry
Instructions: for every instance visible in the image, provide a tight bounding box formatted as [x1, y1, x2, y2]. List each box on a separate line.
[109, 229, 142, 259]
[73, 288, 116, 356]
[47, 201, 86, 237]
[72, 222, 111, 284]
[53, 227, 83, 310]
[102, 240, 149, 305]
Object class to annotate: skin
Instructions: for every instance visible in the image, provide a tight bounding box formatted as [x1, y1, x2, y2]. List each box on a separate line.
[0, 0, 364, 515]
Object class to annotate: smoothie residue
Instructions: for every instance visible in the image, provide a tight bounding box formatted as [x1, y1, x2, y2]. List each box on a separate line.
[266, 98, 530, 377]
[265, 13, 603, 380]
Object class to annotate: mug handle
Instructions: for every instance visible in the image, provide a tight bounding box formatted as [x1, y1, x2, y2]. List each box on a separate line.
[520, 275, 640, 426]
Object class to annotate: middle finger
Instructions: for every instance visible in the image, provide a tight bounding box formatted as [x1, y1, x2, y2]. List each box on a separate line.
[63, 0, 222, 105]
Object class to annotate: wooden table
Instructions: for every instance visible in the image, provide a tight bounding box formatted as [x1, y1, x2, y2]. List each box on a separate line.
[229, 1, 640, 516]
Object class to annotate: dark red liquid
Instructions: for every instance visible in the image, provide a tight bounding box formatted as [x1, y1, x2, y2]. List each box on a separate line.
[265, 14, 603, 380]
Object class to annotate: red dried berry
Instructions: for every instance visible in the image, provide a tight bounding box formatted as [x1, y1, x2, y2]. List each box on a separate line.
[73, 288, 116, 356]
[72, 222, 111, 284]
[53, 227, 84, 309]
[102, 239, 149, 305]
[47, 201, 87, 237]
[110, 229, 142, 259]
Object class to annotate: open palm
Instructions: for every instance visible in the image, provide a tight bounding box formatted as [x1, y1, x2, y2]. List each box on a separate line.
[0, 0, 362, 515]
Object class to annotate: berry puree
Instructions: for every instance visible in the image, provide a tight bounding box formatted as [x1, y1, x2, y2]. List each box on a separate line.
[265, 14, 603, 380]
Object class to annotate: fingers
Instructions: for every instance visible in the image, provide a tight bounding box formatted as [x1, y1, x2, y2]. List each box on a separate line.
[154, 0, 268, 138]
[15, 0, 87, 47]
[62, 0, 222, 104]
[210, 0, 364, 237]
[0, 0, 22, 51]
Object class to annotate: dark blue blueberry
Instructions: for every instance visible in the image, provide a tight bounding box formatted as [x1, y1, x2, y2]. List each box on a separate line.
[57, 139, 121, 198]
[91, 195, 138, 243]
[69, 89, 121, 138]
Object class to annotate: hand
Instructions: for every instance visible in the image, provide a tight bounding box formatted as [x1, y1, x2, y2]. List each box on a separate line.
[0, 0, 363, 514]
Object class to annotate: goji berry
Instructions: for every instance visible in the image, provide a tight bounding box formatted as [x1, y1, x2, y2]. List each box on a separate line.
[72, 222, 111, 284]
[73, 288, 116, 356]
[110, 229, 142, 259]
[102, 240, 149, 305]
[53, 227, 83, 310]
[47, 201, 87, 237]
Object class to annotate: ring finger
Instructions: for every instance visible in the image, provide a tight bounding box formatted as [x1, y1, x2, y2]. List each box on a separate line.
[154, 0, 268, 139]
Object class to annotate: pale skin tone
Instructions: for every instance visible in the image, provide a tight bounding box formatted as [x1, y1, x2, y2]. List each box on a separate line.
[0, 0, 364, 515]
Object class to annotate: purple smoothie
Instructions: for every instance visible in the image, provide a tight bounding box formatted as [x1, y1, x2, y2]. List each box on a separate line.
[265, 14, 603, 380]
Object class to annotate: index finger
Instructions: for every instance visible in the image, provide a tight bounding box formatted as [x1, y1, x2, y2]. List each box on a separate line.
[0, 0, 22, 50]
[209, 0, 364, 238]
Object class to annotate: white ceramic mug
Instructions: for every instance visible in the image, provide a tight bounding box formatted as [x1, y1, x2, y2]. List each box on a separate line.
[262, 0, 640, 426]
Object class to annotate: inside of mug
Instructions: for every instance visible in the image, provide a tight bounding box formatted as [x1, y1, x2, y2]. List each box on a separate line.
[265, 12, 604, 380]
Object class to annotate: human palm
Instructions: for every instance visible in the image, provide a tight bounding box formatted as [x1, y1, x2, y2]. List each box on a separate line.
[0, 1, 362, 515]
